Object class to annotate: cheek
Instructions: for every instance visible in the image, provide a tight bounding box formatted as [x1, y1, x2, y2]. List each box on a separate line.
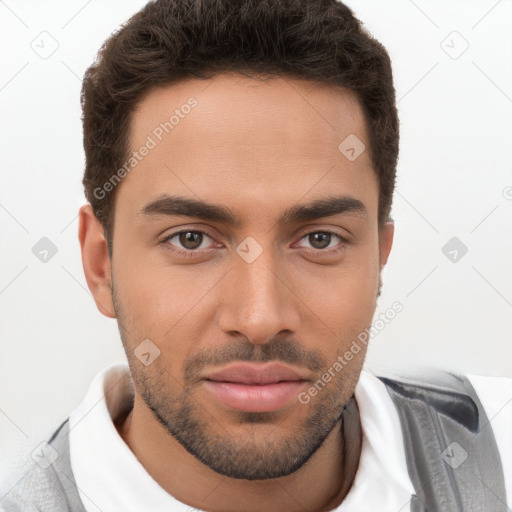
[114, 256, 218, 344]
[111, 243, 169, 336]
[290, 248, 379, 355]
[112, 264, 202, 376]
[297, 245, 379, 311]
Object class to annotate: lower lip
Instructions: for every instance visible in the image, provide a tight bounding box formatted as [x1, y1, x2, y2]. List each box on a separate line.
[202, 380, 306, 412]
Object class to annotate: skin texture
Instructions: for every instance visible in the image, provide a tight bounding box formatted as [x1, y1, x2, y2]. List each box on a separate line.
[79, 74, 394, 512]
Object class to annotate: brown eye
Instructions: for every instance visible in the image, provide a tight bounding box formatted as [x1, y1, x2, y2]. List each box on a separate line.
[162, 230, 215, 253]
[178, 231, 204, 250]
[296, 231, 344, 251]
[308, 232, 332, 249]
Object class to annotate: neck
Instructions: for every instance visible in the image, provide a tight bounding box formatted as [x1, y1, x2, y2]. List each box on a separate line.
[117, 397, 361, 512]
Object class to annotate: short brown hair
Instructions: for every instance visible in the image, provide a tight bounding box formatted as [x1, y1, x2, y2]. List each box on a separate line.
[81, 0, 399, 256]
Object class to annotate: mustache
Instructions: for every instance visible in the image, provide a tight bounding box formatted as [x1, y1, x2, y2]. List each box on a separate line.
[182, 336, 327, 383]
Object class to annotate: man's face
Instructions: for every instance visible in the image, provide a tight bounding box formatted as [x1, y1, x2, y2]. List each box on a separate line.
[99, 74, 393, 480]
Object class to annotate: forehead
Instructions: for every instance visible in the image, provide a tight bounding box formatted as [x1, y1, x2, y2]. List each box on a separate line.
[117, 74, 377, 224]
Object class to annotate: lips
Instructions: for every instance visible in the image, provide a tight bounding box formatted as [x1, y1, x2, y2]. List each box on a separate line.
[203, 362, 307, 385]
[201, 362, 309, 412]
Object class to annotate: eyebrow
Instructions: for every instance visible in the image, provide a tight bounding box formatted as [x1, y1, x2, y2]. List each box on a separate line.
[139, 194, 367, 227]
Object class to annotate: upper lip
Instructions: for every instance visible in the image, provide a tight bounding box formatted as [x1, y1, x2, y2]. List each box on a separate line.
[202, 362, 309, 385]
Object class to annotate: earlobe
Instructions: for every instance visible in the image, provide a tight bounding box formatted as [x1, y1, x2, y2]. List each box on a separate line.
[78, 204, 116, 319]
[379, 220, 394, 269]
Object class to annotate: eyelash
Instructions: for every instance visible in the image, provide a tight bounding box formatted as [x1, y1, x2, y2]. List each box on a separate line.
[160, 229, 348, 259]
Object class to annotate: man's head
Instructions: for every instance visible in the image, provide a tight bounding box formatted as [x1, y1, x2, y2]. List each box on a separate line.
[79, 0, 396, 481]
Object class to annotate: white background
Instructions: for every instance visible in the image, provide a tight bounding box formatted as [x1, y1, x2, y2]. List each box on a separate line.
[0, 0, 511, 486]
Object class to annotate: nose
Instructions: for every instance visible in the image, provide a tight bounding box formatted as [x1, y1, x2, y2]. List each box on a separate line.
[217, 242, 301, 345]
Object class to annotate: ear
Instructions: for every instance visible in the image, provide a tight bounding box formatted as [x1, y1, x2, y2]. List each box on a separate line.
[78, 204, 116, 318]
[378, 220, 394, 269]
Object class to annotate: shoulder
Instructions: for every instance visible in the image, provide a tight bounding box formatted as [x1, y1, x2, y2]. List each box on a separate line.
[376, 368, 512, 414]
[375, 368, 512, 428]
[0, 419, 76, 512]
[464, 372, 512, 500]
[375, 367, 512, 399]
[0, 456, 60, 512]
[464, 373, 512, 413]
[374, 368, 512, 506]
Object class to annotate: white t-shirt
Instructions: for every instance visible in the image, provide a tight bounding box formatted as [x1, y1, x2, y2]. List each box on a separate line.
[68, 363, 512, 512]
